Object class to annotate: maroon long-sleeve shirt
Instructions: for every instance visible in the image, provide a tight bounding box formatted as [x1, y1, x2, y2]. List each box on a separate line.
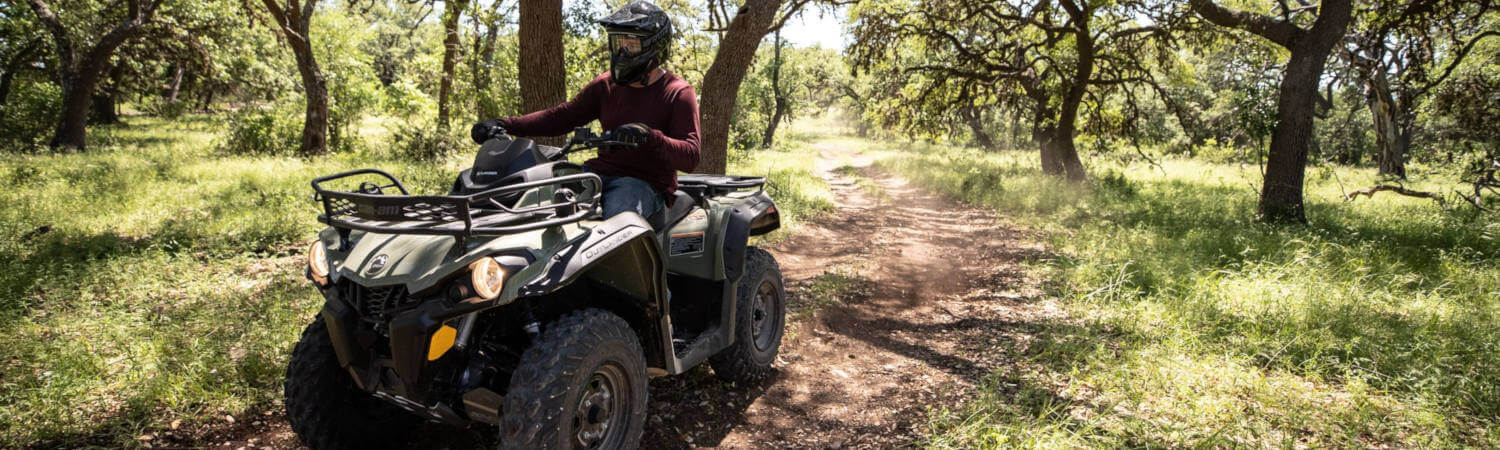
[502, 71, 700, 200]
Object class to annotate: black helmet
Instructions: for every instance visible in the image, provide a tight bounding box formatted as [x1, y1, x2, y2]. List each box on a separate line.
[597, 1, 673, 85]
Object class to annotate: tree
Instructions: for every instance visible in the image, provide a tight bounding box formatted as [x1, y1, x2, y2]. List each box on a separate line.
[25, 0, 162, 151]
[438, 0, 469, 132]
[258, 0, 329, 156]
[1344, 1, 1499, 179]
[1189, 0, 1354, 223]
[518, 0, 563, 144]
[470, 0, 513, 123]
[760, 27, 787, 147]
[696, 0, 811, 173]
[851, 0, 1177, 181]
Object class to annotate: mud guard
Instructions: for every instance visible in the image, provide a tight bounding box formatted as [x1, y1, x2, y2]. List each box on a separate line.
[667, 192, 780, 373]
[722, 192, 779, 282]
[318, 291, 377, 391]
[518, 213, 664, 299]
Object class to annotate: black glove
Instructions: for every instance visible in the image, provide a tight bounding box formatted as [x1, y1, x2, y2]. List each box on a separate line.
[612, 122, 652, 146]
[470, 119, 508, 144]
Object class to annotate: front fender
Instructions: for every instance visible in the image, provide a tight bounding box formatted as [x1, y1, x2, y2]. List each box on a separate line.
[518, 212, 665, 303]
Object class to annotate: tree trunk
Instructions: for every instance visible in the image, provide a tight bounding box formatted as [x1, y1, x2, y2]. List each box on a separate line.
[260, 0, 329, 156]
[1047, 1, 1092, 182]
[90, 63, 124, 124]
[166, 65, 184, 103]
[438, 0, 468, 132]
[761, 29, 786, 148]
[962, 104, 995, 150]
[1007, 112, 1023, 148]
[90, 92, 118, 124]
[293, 48, 329, 155]
[1368, 72, 1407, 179]
[518, 0, 564, 145]
[1038, 130, 1062, 174]
[698, 0, 786, 173]
[1260, 34, 1351, 221]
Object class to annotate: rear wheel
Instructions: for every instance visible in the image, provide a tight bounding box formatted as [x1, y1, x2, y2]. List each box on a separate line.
[500, 309, 648, 449]
[284, 317, 420, 450]
[709, 247, 786, 383]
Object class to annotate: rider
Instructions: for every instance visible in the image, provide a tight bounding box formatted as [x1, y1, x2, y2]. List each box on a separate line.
[469, 0, 699, 221]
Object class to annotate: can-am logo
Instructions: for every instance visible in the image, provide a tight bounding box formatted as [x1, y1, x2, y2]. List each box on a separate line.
[366, 254, 389, 275]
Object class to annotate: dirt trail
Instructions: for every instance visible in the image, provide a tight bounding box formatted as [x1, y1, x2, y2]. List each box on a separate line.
[187, 140, 1052, 449]
[641, 142, 1053, 448]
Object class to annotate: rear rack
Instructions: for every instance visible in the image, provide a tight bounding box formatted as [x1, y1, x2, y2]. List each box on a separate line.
[677, 174, 766, 198]
[311, 169, 602, 243]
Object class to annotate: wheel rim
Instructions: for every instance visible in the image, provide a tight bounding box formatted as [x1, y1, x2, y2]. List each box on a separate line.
[751, 279, 782, 352]
[573, 363, 628, 449]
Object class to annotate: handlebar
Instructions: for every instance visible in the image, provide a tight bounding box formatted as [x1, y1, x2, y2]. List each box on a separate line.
[560, 127, 639, 155]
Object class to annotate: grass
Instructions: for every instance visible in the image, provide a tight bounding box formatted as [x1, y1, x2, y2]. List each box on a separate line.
[0, 113, 832, 447]
[860, 141, 1500, 447]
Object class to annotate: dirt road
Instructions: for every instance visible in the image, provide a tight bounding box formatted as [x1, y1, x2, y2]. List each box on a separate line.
[189, 141, 1053, 449]
[639, 143, 1052, 448]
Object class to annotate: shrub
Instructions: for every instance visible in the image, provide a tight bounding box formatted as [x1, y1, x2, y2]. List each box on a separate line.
[0, 82, 61, 152]
[383, 79, 436, 120]
[388, 122, 465, 161]
[218, 106, 301, 156]
[143, 99, 191, 119]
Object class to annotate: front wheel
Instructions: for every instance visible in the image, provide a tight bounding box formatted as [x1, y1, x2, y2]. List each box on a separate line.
[284, 317, 421, 450]
[709, 246, 786, 383]
[500, 309, 648, 450]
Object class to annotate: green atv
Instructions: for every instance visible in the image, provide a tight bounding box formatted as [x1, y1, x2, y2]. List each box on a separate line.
[285, 128, 786, 449]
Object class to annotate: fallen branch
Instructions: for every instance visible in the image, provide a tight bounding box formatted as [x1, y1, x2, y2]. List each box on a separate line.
[1345, 184, 1448, 208]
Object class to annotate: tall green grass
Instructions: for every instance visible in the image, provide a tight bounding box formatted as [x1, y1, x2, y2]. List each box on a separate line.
[0, 114, 831, 447]
[871, 142, 1500, 447]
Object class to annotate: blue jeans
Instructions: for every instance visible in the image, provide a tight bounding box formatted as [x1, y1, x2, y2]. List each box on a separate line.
[594, 173, 663, 220]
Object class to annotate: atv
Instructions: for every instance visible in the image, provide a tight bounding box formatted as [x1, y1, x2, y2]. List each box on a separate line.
[285, 128, 786, 449]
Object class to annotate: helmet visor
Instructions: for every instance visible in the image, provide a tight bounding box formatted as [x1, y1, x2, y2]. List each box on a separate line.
[608, 32, 646, 56]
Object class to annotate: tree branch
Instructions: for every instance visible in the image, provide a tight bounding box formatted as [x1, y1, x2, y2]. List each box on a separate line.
[1188, 0, 1303, 47]
[1345, 184, 1448, 208]
[1414, 30, 1500, 98]
[25, 0, 74, 72]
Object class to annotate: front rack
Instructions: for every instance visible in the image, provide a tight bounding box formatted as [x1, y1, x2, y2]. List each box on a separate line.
[311, 169, 602, 240]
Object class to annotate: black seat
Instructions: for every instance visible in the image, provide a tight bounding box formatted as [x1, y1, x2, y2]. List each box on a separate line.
[647, 191, 695, 232]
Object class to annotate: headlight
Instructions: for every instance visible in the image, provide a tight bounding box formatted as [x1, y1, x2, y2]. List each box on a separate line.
[307, 241, 330, 285]
[469, 257, 506, 300]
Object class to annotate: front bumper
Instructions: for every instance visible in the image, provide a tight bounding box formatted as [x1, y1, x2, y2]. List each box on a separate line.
[318, 284, 455, 402]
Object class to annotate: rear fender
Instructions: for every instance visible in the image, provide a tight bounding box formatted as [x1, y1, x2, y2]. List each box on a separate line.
[721, 192, 779, 282]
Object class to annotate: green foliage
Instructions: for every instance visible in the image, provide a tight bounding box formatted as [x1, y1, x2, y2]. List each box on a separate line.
[1316, 87, 1376, 165]
[387, 122, 467, 161]
[0, 81, 60, 152]
[143, 99, 191, 119]
[871, 139, 1500, 447]
[731, 42, 846, 149]
[382, 78, 438, 120]
[313, 7, 386, 150]
[218, 106, 302, 156]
